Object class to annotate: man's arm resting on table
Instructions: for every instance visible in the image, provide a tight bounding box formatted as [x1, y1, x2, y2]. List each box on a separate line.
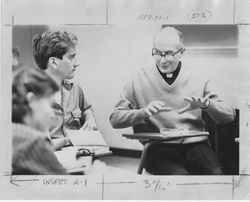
[51, 137, 72, 151]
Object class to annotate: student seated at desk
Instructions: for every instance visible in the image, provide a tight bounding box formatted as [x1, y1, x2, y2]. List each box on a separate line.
[12, 66, 67, 175]
[32, 30, 98, 150]
[110, 26, 236, 175]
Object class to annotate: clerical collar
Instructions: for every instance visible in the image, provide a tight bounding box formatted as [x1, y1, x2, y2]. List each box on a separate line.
[166, 73, 173, 78]
[156, 62, 182, 85]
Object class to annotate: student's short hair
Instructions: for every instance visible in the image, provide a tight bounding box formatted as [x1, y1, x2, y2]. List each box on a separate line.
[12, 65, 59, 123]
[32, 30, 78, 70]
[12, 46, 20, 58]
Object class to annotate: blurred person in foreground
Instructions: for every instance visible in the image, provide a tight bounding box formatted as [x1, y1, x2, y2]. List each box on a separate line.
[12, 66, 67, 175]
[32, 30, 97, 150]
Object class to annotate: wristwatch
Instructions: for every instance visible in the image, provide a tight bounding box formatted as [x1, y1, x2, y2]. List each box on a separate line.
[202, 98, 210, 109]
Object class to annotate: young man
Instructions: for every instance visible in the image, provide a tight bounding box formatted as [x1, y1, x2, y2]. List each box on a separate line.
[110, 26, 236, 175]
[33, 30, 97, 150]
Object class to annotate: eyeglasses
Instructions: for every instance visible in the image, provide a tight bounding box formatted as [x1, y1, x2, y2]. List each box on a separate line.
[152, 47, 184, 58]
[76, 148, 94, 158]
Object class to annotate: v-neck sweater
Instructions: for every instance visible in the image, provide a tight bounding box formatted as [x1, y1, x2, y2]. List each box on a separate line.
[110, 64, 235, 144]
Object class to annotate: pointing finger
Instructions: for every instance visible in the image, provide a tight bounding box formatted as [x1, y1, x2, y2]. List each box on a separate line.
[161, 107, 172, 112]
[155, 100, 165, 106]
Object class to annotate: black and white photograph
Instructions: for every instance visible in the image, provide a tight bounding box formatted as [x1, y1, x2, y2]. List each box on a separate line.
[1, 0, 250, 200]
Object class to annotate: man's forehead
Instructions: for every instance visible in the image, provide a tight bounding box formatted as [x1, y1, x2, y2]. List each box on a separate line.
[65, 47, 76, 55]
[153, 30, 181, 49]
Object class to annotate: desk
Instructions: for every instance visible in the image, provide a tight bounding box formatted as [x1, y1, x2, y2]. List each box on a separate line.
[123, 131, 209, 174]
[55, 146, 112, 175]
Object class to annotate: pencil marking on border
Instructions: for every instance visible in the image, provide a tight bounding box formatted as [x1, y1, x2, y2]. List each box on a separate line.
[176, 182, 232, 186]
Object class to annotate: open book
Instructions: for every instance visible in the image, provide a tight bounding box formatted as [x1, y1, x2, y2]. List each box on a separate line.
[66, 130, 112, 158]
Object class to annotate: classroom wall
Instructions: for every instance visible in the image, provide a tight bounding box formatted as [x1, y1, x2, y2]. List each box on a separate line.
[12, 25, 48, 67]
[12, 24, 250, 151]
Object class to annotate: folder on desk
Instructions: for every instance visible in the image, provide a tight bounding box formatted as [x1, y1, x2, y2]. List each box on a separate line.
[67, 130, 112, 157]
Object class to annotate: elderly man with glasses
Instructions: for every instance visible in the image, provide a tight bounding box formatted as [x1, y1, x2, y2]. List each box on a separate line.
[109, 26, 235, 175]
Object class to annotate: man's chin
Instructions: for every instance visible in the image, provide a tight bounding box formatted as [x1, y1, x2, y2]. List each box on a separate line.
[67, 73, 74, 79]
[159, 67, 171, 74]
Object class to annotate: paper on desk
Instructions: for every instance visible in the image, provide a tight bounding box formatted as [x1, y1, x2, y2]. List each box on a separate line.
[54, 147, 92, 171]
[67, 130, 108, 147]
[160, 128, 209, 138]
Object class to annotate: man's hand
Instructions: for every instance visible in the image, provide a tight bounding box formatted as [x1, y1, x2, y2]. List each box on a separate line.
[143, 100, 172, 117]
[82, 118, 98, 131]
[178, 96, 210, 114]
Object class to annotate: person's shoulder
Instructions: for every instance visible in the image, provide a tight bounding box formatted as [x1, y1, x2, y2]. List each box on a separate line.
[12, 123, 43, 139]
[133, 64, 154, 78]
[12, 123, 48, 152]
[182, 64, 209, 82]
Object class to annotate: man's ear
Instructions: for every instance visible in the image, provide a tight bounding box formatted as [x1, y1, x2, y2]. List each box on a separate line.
[48, 57, 58, 70]
[26, 92, 36, 104]
[181, 48, 186, 54]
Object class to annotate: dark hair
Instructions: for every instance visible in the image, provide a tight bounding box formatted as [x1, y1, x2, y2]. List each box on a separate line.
[12, 46, 20, 58]
[12, 65, 59, 123]
[32, 30, 78, 70]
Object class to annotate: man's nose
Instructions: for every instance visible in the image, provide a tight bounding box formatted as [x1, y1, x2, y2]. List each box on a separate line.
[160, 56, 168, 63]
[50, 109, 56, 120]
[74, 58, 80, 68]
[161, 55, 172, 62]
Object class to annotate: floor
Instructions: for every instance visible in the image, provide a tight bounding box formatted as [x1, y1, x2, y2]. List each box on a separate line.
[100, 155, 140, 173]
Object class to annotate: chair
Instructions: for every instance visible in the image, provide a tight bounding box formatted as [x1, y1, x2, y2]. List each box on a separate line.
[202, 110, 239, 175]
[131, 110, 239, 175]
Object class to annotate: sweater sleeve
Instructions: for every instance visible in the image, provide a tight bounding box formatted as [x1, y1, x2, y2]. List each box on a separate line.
[14, 138, 67, 175]
[110, 79, 148, 129]
[203, 79, 236, 124]
[77, 82, 92, 112]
